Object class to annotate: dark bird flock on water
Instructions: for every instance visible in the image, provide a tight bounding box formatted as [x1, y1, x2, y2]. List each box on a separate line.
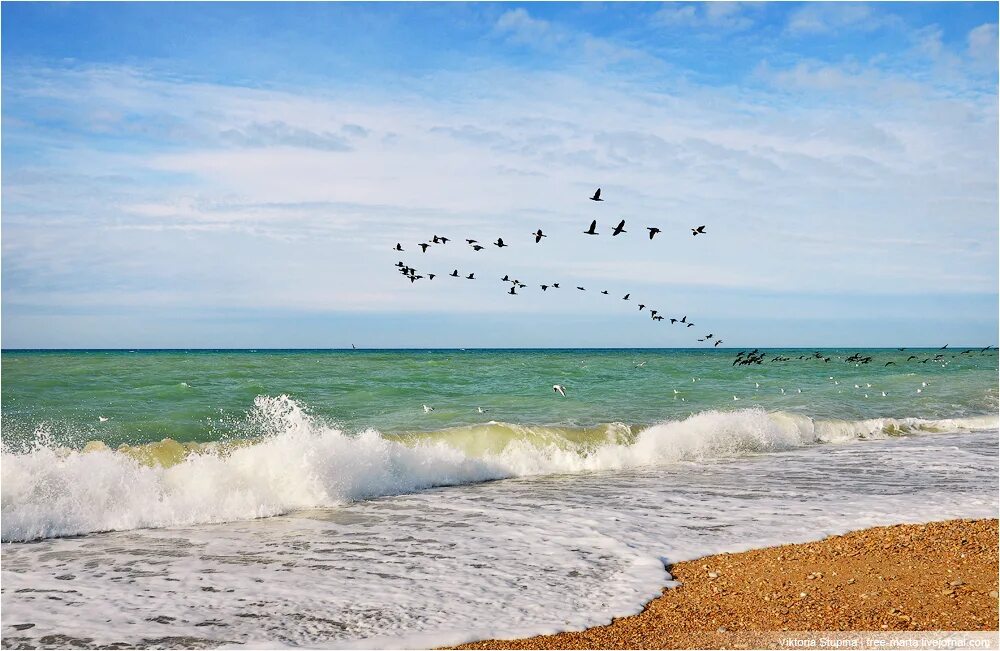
[392, 187, 722, 347]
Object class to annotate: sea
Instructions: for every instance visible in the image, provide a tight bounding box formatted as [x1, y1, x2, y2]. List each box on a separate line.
[1, 348, 998, 649]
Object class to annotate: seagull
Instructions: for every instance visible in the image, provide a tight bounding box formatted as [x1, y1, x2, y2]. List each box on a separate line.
[589, 188, 603, 202]
[477, 407, 489, 413]
[733, 395, 740, 401]
[553, 384, 567, 397]
[394, 243, 404, 251]
[611, 220, 627, 236]
[647, 227, 661, 240]
[533, 229, 546, 243]
[419, 243, 431, 252]
[466, 273, 475, 279]
[99, 416, 109, 423]
[422, 404, 434, 413]
[691, 225, 706, 236]
[584, 220, 598, 235]
[494, 238, 508, 248]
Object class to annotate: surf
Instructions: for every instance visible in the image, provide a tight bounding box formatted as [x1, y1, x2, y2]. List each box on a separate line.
[2, 394, 996, 542]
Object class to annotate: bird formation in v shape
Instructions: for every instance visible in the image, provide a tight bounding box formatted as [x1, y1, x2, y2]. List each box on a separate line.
[392, 187, 720, 347]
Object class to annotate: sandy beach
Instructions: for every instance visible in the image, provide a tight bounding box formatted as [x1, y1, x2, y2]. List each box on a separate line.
[454, 519, 999, 650]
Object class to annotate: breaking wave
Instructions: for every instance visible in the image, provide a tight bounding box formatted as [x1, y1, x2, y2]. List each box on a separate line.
[2, 395, 995, 542]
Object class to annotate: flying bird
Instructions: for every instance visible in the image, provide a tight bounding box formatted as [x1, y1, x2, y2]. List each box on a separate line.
[553, 384, 567, 397]
[450, 269, 460, 277]
[589, 188, 603, 202]
[471, 245, 484, 251]
[422, 404, 434, 413]
[584, 220, 598, 235]
[495, 238, 508, 248]
[638, 304, 645, 311]
[533, 229, 546, 243]
[419, 243, 431, 252]
[466, 239, 478, 244]
[611, 220, 627, 236]
[552, 283, 560, 288]
[647, 227, 661, 240]
[622, 294, 630, 300]
[601, 290, 609, 295]
[394, 243, 404, 251]
[577, 286, 586, 291]
[466, 273, 475, 279]
[691, 226, 706, 236]
[508, 286, 517, 295]
[541, 285, 549, 291]
[714, 340, 723, 347]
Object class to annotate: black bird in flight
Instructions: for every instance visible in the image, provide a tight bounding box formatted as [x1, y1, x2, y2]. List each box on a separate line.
[611, 220, 627, 236]
[647, 227, 661, 240]
[680, 315, 688, 323]
[508, 286, 517, 295]
[705, 333, 713, 339]
[495, 238, 508, 248]
[466, 273, 475, 279]
[686, 323, 695, 328]
[419, 243, 431, 253]
[714, 340, 723, 347]
[533, 229, 546, 243]
[541, 285, 549, 291]
[502, 275, 510, 281]
[691, 226, 706, 236]
[622, 293, 630, 300]
[638, 304, 646, 311]
[940, 344, 949, 350]
[601, 290, 609, 295]
[670, 318, 677, 324]
[577, 286, 586, 291]
[650, 309, 658, 317]
[552, 283, 560, 288]
[885, 361, 895, 366]
[466, 239, 478, 244]
[907, 355, 918, 361]
[590, 188, 604, 202]
[394, 243, 404, 251]
[471, 245, 484, 251]
[438, 236, 450, 244]
[450, 269, 460, 277]
[428, 274, 436, 280]
[584, 220, 598, 235]
[653, 315, 664, 321]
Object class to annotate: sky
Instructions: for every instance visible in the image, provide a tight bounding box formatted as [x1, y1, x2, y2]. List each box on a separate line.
[2, 2, 998, 349]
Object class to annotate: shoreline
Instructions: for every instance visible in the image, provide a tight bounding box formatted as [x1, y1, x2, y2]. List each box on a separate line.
[452, 519, 999, 650]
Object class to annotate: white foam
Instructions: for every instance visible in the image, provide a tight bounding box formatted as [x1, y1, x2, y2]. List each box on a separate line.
[2, 395, 996, 542]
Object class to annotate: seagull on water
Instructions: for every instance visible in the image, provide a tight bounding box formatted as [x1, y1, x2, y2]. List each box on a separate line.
[422, 405, 434, 413]
[99, 416, 109, 423]
[553, 384, 567, 397]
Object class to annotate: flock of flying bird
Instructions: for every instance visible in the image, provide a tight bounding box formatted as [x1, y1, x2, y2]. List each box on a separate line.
[392, 188, 722, 345]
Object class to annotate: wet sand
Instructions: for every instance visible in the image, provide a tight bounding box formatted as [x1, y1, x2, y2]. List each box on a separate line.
[453, 519, 999, 650]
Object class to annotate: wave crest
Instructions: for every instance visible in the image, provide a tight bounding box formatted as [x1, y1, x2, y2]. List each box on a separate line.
[2, 395, 995, 542]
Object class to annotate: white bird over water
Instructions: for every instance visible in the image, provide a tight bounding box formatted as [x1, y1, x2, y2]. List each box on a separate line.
[477, 407, 488, 414]
[733, 395, 740, 401]
[780, 388, 785, 394]
[553, 384, 567, 397]
[98, 416, 109, 423]
[422, 404, 434, 413]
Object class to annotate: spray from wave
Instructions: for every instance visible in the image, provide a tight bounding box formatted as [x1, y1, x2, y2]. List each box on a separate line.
[2, 395, 995, 542]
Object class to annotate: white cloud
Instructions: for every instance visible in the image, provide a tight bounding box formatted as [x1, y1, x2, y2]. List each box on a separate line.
[786, 3, 892, 35]
[967, 23, 999, 69]
[653, 2, 755, 31]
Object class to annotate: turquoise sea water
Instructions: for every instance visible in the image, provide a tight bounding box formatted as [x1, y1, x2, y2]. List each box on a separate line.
[2, 347, 998, 648]
[3, 348, 997, 450]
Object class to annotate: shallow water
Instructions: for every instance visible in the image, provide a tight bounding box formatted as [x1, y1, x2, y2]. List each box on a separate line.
[1, 348, 997, 647]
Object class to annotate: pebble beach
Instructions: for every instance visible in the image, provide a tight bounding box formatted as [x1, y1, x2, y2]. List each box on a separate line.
[455, 519, 999, 650]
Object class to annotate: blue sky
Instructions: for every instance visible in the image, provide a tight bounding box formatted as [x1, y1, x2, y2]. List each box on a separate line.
[2, 2, 997, 348]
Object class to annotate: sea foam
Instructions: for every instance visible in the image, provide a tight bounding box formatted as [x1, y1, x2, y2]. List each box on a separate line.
[2, 394, 996, 542]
